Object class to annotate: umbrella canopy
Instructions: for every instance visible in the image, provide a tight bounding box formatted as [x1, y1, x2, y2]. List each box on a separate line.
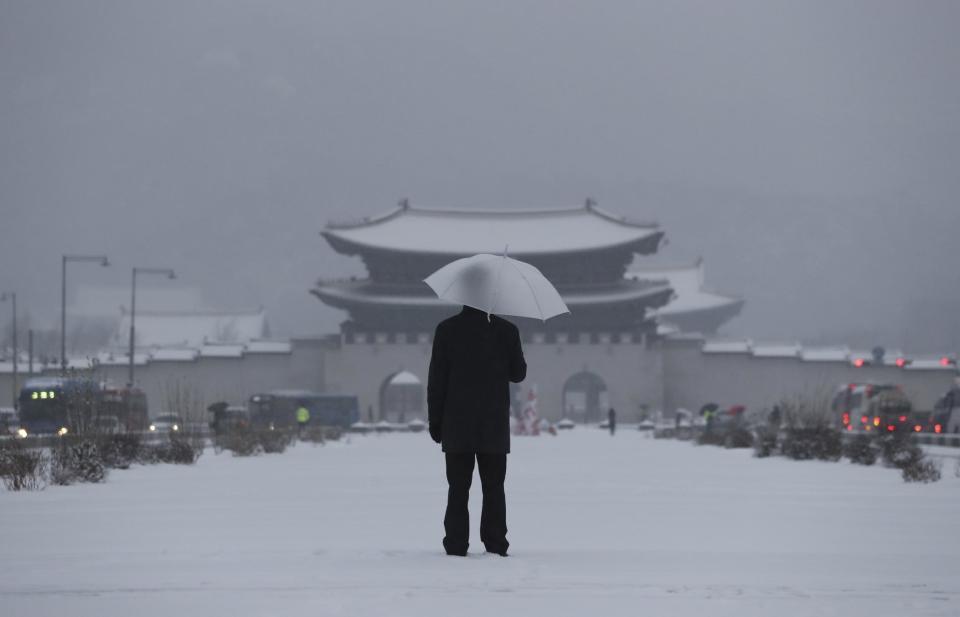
[424, 253, 570, 321]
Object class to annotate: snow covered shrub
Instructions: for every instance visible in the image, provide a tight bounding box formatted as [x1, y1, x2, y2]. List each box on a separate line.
[781, 428, 843, 461]
[220, 425, 261, 456]
[300, 426, 344, 444]
[259, 429, 293, 454]
[879, 432, 921, 468]
[97, 434, 142, 469]
[753, 428, 778, 458]
[136, 443, 161, 465]
[724, 428, 754, 449]
[901, 457, 941, 483]
[778, 392, 842, 461]
[156, 436, 202, 464]
[844, 434, 877, 465]
[0, 442, 47, 491]
[51, 439, 107, 485]
[696, 430, 725, 446]
[876, 432, 941, 482]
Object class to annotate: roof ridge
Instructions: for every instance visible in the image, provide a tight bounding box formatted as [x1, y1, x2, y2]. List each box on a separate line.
[326, 201, 659, 230]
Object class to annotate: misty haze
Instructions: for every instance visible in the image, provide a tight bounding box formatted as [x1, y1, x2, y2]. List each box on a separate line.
[1, 1, 958, 349]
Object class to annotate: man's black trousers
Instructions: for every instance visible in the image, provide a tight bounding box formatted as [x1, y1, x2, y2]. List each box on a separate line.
[443, 452, 508, 555]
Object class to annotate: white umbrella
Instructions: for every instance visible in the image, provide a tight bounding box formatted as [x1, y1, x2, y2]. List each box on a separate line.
[424, 252, 570, 321]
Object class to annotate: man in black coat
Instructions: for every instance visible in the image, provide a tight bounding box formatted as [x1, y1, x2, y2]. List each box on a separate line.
[428, 305, 527, 556]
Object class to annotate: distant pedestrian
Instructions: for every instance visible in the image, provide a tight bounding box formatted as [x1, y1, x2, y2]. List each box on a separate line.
[768, 404, 782, 429]
[428, 305, 527, 557]
[295, 403, 310, 438]
[608, 407, 616, 435]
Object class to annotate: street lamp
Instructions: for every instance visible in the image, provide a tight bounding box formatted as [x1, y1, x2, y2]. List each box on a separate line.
[128, 267, 176, 387]
[61, 254, 110, 370]
[0, 292, 17, 410]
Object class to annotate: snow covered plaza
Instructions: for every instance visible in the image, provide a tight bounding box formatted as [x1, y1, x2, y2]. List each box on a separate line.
[2, 431, 959, 617]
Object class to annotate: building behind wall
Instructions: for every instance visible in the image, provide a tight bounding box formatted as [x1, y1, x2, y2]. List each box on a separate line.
[312, 200, 743, 422]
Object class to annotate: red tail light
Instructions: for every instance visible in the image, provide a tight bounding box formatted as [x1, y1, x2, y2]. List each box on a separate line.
[861, 415, 869, 424]
[895, 358, 907, 367]
[899, 415, 907, 422]
[934, 424, 943, 434]
[873, 417, 880, 427]
[887, 425, 895, 432]
[914, 425, 922, 432]
[842, 413, 850, 425]
[853, 358, 866, 368]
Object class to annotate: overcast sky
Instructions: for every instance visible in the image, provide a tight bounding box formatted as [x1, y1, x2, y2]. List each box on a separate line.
[1, 0, 958, 352]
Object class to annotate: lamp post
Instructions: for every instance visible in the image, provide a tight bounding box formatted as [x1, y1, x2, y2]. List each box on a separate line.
[1, 292, 17, 410]
[128, 267, 176, 387]
[61, 254, 110, 370]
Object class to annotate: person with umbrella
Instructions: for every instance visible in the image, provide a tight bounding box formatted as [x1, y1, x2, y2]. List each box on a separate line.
[425, 252, 568, 557]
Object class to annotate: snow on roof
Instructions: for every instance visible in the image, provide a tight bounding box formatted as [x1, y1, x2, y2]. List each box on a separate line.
[65, 357, 95, 370]
[267, 389, 319, 398]
[94, 352, 149, 366]
[849, 350, 873, 363]
[23, 376, 67, 388]
[200, 344, 246, 358]
[906, 358, 957, 371]
[112, 310, 268, 349]
[629, 259, 741, 316]
[800, 347, 851, 362]
[879, 350, 906, 366]
[389, 370, 421, 385]
[702, 339, 752, 354]
[751, 343, 802, 358]
[245, 340, 292, 354]
[322, 203, 662, 256]
[657, 323, 682, 336]
[313, 279, 671, 308]
[150, 348, 199, 362]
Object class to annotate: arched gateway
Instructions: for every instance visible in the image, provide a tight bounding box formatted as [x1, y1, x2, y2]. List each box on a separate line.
[562, 371, 609, 424]
[379, 370, 423, 423]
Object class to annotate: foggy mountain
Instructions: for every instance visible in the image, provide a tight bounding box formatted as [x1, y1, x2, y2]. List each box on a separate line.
[1, 0, 958, 352]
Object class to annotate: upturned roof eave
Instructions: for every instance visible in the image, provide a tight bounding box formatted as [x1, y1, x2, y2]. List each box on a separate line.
[320, 228, 664, 258]
[311, 281, 673, 309]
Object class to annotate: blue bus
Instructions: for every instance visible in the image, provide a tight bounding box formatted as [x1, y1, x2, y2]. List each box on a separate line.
[248, 390, 359, 429]
[18, 377, 98, 436]
[18, 378, 148, 436]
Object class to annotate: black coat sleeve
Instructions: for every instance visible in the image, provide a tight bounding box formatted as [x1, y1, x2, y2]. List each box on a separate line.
[508, 324, 527, 383]
[427, 324, 448, 436]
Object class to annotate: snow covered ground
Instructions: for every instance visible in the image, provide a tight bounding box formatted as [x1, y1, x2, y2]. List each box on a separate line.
[2, 430, 959, 617]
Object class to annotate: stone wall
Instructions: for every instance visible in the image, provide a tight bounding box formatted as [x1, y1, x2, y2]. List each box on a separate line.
[1, 334, 954, 426]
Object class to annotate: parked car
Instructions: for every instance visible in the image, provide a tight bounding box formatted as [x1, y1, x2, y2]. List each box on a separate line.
[0, 408, 19, 436]
[149, 413, 183, 434]
[832, 383, 913, 433]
